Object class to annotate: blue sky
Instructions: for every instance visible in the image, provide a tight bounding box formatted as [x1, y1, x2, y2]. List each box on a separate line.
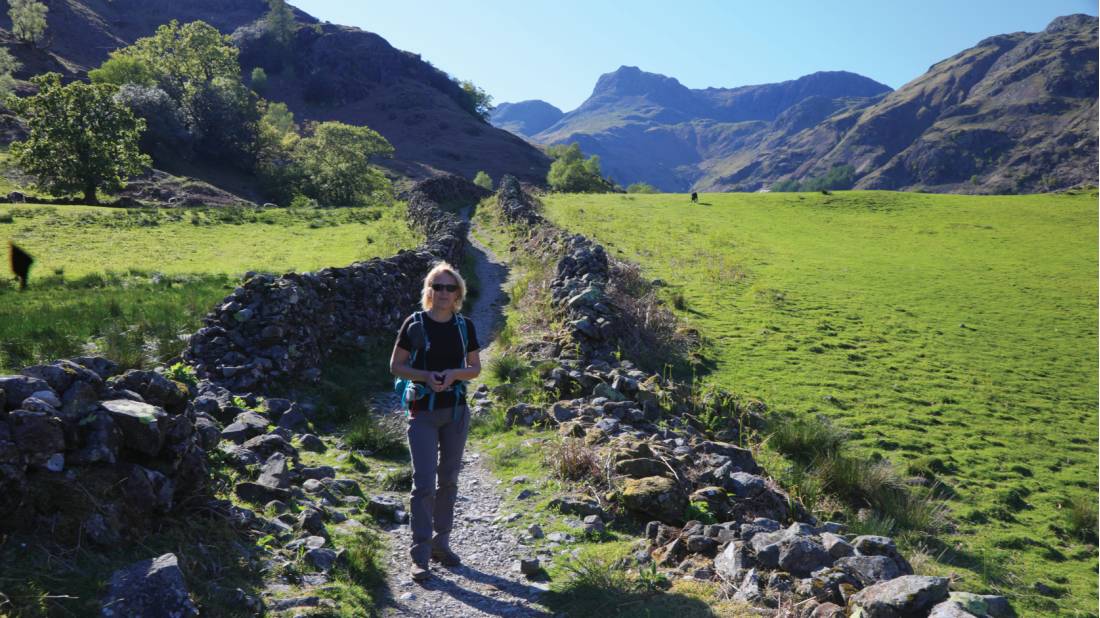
[293, 1, 1097, 112]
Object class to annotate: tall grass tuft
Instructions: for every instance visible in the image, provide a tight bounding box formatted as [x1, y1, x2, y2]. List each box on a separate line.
[1065, 494, 1098, 543]
[544, 438, 605, 482]
[488, 352, 529, 383]
[767, 414, 848, 465]
[346, 414, 407, 458]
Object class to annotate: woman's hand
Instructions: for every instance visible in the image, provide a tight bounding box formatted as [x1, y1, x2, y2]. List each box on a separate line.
[438, 369, 458, 390]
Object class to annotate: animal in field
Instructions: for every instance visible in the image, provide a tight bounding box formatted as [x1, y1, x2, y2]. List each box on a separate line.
[10, 242, 32, 290]
[691, 192, 698, 203]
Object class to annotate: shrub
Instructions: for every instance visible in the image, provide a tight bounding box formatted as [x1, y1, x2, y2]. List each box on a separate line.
[250, 67, 268, 94]
[113, 84, 190, 153]
[487, 352, 528, 383]
[9, 0, 47, 45]
[626, 182, 658, 193]
[543, 438, 604, 482]
[546, 143, 613, 193]
[473, 170, 493, 190]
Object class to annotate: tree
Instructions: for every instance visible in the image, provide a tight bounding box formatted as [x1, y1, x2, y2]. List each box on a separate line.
[100, 20, 240, 103]
[293, 121, 393, 206]
[8, 73, 150, 203]
[0, 47, 21, 101]
[250, 67, 268, 94]
[187, 76, 260, 164]
[265, 0, 296, 51]
[89, 56, 157, 87]
[626, 182, 658, 193]
[473, 171, 492, 190]
[255, 101, 302, 204]
[456, 79, 493, 121]
[546, 143, 612, 193]
[9, 0, 47, 46]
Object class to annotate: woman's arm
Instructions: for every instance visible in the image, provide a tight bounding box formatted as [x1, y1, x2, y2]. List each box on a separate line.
[440, 350, 481, 387]
[390, 345, 433, 382]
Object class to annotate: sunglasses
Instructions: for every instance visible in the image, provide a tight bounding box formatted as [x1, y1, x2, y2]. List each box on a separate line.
[431, 283, 459, 292]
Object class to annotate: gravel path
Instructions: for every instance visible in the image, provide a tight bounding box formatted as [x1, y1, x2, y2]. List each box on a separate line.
[379, 211, 551, 617]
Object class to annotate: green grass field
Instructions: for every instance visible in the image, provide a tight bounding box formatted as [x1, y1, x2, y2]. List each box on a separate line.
[0, 203, 420, 372]
[542, 190, 1098, 616]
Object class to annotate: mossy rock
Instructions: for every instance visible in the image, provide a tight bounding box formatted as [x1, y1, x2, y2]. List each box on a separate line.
[621, 475, 686, 524]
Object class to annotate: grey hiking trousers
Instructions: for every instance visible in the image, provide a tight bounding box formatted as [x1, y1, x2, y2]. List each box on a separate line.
[406, 404, 469, 565]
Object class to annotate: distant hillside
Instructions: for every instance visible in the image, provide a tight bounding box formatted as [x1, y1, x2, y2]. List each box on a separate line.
[490, 100, 563, 137]
[495, 14, 1097, 193]
[0, 0, 550, 196]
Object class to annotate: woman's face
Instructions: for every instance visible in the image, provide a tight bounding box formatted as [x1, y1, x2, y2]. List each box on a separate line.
[430, 272, 459, 312]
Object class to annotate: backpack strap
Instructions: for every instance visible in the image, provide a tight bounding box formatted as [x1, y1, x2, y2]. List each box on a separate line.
[451, 314, 470, 421]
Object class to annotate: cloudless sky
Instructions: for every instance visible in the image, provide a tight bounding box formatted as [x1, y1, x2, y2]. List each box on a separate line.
[293, 1, 1097, 112]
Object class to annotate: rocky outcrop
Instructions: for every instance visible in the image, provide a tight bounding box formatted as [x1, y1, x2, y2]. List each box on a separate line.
[183, 174, 488, 392]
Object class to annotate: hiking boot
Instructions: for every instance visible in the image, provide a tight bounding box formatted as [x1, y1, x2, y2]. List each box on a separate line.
[430, 546, 462, 566]
[410, 562, 431, 581]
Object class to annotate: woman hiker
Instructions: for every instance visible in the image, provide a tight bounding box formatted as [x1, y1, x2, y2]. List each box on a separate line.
[389, 262, 481, 581]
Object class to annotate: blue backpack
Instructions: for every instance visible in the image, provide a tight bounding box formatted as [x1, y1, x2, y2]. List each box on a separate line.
[394, 311, 469, 420]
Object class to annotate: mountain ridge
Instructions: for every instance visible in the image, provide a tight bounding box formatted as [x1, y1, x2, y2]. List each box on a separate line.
[494, 14, 1097, 193]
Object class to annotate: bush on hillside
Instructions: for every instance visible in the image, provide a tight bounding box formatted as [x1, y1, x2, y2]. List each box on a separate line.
[473, 170, 493, 190]
[626, 182, 658, 193]
[250, 67, 268, 94]
[546, 143, 613, 193]
[455, 79, 493, 121]
[293, 121, 394, 206]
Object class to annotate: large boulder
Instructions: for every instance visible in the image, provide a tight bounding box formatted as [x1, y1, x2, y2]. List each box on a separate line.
[621, 476, 687, 524]
[0, 376, 51, 411]
[100, 553, 198, 617]
[10, 410, 65, 466]
[100, 400, 167, 457]
[848, 575, 950, 617]
[109, 370, 189, 414]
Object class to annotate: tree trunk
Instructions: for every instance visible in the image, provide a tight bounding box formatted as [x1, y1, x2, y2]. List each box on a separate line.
[83, 183, 97, 204]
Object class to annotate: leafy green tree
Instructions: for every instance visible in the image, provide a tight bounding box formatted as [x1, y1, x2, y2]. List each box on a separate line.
[250, 67, 268, 94]
[546, 143, 612, 193]
[293, 121, 393, 206]
[265, 0, 296, 51]
[8, 73, 150, 203]
[455, 79, 493, 121]
[473, 170, 493, 190]
[100, 20, 239, 103]
[88, 56, 157, 87]
[9, 0, 47, 46]
[801, 165, 855, 192]
[256, 101, 302, 204]
[187, 76, 260, 164]
[0, 47, 21, 101]
[626, 182, 658, 193]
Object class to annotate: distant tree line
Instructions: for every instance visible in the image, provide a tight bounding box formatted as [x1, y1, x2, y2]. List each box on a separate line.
[770, 165, 856, 192]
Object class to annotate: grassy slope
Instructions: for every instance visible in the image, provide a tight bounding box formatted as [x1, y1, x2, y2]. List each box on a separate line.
[0, 203, 421, 373]
[542, 190, 1098, 616]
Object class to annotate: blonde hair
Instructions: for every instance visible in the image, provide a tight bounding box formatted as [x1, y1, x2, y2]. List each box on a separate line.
[420, 261, 467, 312]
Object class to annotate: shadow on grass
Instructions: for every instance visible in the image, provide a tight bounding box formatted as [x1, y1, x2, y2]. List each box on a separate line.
[540, 585, 724, 617]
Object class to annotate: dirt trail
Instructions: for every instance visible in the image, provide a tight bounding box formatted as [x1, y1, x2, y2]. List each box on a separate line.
[379, 211, 551, 617]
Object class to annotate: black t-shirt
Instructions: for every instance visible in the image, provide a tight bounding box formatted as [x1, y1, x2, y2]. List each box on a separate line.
[395, 312, 480, 410]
